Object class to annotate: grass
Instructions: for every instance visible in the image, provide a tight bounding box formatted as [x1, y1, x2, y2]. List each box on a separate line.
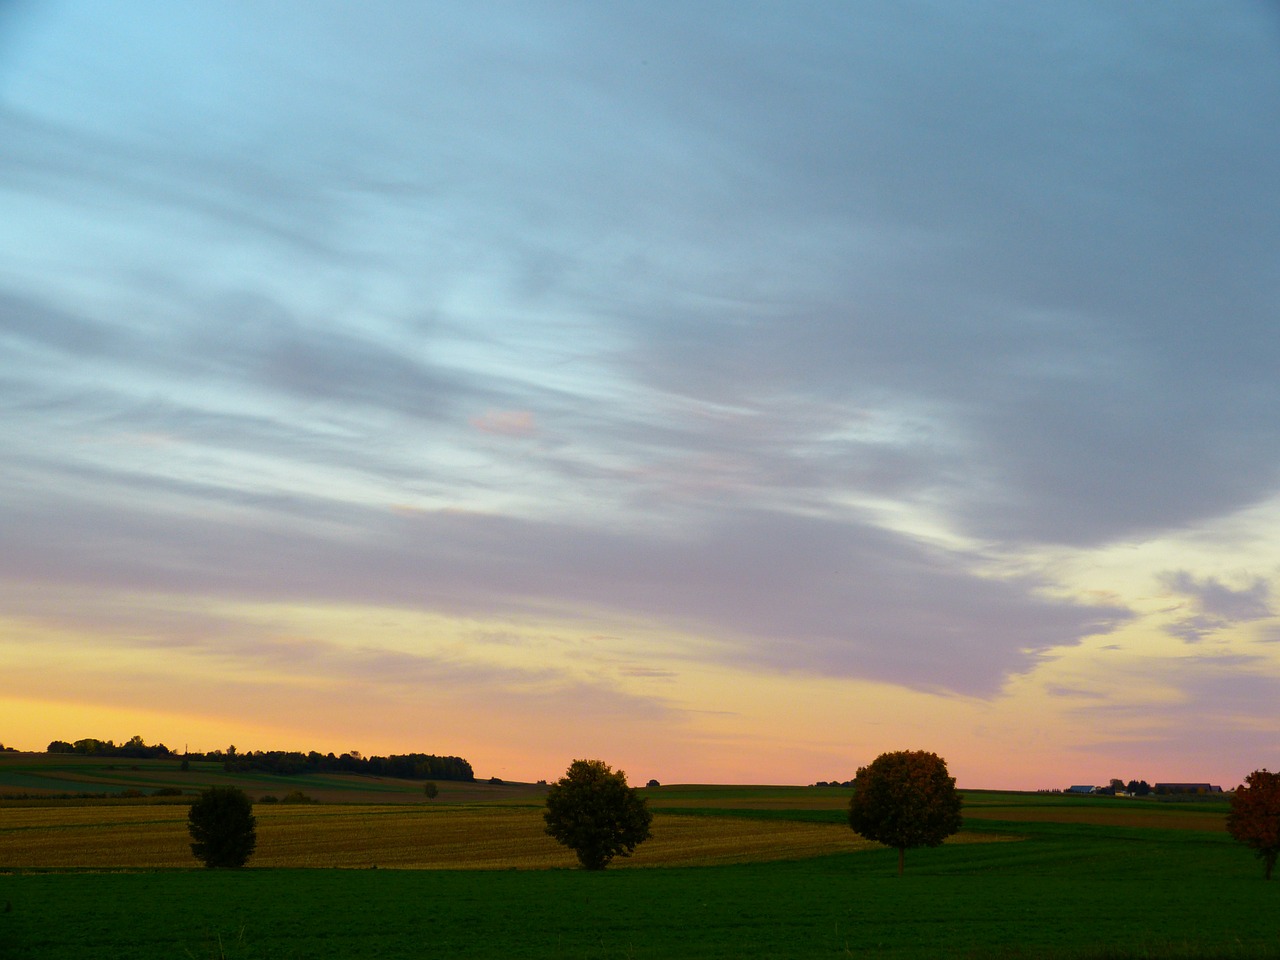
[2, 778, 1275, 959]
[3, 841, 1278, 959]
[0, 752, 542, 804]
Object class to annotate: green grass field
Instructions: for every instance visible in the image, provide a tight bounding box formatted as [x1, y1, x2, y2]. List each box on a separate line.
[2, 758, 1276, 959]
[0, 752, 536, 804]
[4, 838, 1277, 959]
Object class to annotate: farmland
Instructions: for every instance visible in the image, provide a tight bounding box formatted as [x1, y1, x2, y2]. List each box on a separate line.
[0, 751, 521, 804]
[2, 755, 1277, 959]
[0, 801, 901, 870]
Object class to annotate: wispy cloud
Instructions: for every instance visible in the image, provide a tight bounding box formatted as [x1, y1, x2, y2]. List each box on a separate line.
[471, 409, 537, 438]
[0, 469, 1129, 697]
[2, 1, 1278, 782]
[1160, 571, 1274, 643]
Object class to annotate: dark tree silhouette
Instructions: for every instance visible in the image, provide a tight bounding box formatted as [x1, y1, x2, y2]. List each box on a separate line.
[848, 749, 963, 876]
[543, 759, 652, 870]
[1228, 769, 1280, 880]
[188, 786, 256, 868]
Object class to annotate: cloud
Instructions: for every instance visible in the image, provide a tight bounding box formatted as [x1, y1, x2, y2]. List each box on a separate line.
[589, 3, 1280, 547]
[0, 290, 120, 361]
[180, 292, 465, 419]
[7, 3, 1278, 557]
[1, 1, 1277, 777]
[0, 588, 679, 736]
[1059, 652, 1280, 783]
[0, 470, 1128, 697]
[1161, 572, 1272, 623]
[1159, 571, 1274, 643]
[471, 409, 537, 438]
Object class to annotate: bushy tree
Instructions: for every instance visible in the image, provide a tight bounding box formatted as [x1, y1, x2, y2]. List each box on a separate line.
[848, 749, 963, 876]
[1228, 769, 1280, 880]
[187, 786, 256, 868]
[543, 759, 652, 870]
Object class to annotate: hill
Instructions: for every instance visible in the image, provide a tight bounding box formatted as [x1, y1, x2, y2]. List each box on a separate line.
[0, 751, 542, 804]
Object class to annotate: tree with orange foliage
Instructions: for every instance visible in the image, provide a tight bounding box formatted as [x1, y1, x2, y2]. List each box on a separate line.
[1227, 769, 1280, 880]
[848, 749, 962, 876]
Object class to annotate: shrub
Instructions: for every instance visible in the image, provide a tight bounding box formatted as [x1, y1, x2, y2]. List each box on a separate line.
[187, 786, 256, 868]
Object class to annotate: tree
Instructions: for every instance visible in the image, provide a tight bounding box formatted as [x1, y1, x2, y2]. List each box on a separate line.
[1126, 779, 1151, 797]
[1227, 769, 1280, 880]
[423, 781, 439, 799]
[187, 786, 256, 868]
[848, 750, 963, 876]
[543, 759, 653, 870]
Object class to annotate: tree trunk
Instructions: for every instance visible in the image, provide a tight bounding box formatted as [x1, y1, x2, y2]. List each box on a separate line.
[897, 846, 905, 877]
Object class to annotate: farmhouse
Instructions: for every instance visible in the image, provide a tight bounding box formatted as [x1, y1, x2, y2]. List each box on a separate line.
[1065, 785, 1097, 794]
[1153, 783, 1223, 795]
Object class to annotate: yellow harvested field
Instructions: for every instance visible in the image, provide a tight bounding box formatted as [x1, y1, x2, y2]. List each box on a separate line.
[0, 803, 1015, 870]
[647, 795, 851, 812]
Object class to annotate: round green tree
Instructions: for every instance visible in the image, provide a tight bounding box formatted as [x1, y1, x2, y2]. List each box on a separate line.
[1227, 768, 1280, 880]
[187, 785, 257, 868]
[848, 749, 962, 876]
[543, 759, 653, 870]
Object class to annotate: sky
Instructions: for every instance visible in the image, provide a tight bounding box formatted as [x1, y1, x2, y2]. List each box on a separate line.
[1, 1, 1278, 789]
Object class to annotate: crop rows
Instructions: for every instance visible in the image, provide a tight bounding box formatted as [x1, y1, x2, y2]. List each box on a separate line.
[962, 805, 1226, 831]
[0, 803, 904, 870]
[2, 788, 1270, 960]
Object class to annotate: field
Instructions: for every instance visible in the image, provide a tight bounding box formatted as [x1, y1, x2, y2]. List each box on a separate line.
[2, 756, 1277, 959]
[0, 751, 529, 803]
[0, 802, 902, 870]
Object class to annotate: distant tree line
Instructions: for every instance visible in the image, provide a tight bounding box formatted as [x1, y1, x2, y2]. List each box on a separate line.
[45, 736, 473, 782]
[219, 748, 474, 782]
[47, 736, 174, 759]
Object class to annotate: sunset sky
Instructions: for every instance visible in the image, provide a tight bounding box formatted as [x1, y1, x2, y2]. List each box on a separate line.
[2, 2, 1278, 789]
